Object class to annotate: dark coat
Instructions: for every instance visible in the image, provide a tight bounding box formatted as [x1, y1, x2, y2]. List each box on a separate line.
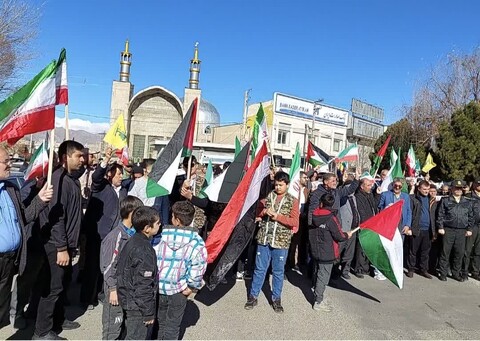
[4, 181, 47, 275]
[117, 232, 158, 321]
[437, 196, 474, 231]
[410, 194, 437, 237]
[466, 191, 480, 227]
[309, 207, 348, 263]
[354, 189, 379, 223]
[83, 165, 128, 240]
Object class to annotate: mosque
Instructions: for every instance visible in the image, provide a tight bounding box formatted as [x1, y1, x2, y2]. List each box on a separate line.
[109, 41, 233, 163]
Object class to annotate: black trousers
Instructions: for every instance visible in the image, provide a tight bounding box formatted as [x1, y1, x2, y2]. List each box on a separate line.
[408, 230, 431, 272]
[463, 226, 480, 276]
[157, 293, 188, 340]
[339, 233, 356, 275]
[438, 228, 466, 277]
[35, 243, 72, 337]
[288, 220, 309, 268]
[124, 310, 150, 340]
[102, 301, 124, 340]
[80, 234, 102, 305]
[353, 236, 369, 274]
[0, 252, 17, 327]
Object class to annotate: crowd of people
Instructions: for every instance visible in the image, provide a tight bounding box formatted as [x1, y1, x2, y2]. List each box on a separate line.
[0, 140, 479, 340]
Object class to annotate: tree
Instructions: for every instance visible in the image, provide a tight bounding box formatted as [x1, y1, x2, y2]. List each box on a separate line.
[436, 102, 480, 181]
[0, 0, 40, 96]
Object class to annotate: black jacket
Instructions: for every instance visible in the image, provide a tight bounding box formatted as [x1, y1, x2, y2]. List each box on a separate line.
[41, 167, 83, 251]
[308, 180, 359, 225]
[466, 191, 480, 227]
[410, 194, 437, 237]
[83, 164, 128, 240]
[3, 180, 47, 275]
[354, 189, 379, 223]
[437, 196, 474, 231]
[117, 232, 158, 321]
[309, 207, 348, 263]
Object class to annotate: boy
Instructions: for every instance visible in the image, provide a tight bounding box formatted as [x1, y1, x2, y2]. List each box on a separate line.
[245, 171, 299, 313]
[116, 206, 160, 340]
[100, 196, 143, 340]
[154, 201, 207, 340]
[310, 193, 354, 312]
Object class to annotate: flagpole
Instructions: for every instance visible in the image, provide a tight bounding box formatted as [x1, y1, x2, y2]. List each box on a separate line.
[47, 128, 55, 187]
[186, 156, 192, 182]
[65, 104, 70, 140]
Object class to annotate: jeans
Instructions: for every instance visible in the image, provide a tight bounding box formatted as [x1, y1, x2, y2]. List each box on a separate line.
[157, 293, 188, 340]
[124, 310, 150, 340]
[313, 262, 333, 303]
[249, 244, 288, 301]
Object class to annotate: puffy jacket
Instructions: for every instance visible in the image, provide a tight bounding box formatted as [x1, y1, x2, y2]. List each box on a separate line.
[154, 226, 207, 296]
[117, 232, 158, 321]
[309, 208, 348, 263]
[437, 196, 474, 231]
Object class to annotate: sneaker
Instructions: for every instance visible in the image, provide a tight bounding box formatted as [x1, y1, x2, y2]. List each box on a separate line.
[244, 296, 258, 310]
[220, 278, 228, 285]
[419, 271, 433, 279]
[291, 265, 303, 275]
[313, 301, 332, 312]
[374, 273, 387, 281]
[272, 299, 284, 313]
[353, 271, 364, 279]
[341, 273, 351, 280]
[234, 271, 244, 281]
[471, 274, 480, 281]
[243, 272, 252, 280]
[438, 275, 447, 281]
[452, 275, 465, 282]
[461, 274, 469, 281]
[406, 270, 414, 278]
[61, 319, 81, 330]
[10, 315, 27, 330]
[32, 331, 67, 340]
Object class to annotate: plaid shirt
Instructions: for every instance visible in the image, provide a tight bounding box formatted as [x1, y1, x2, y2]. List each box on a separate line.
[154, 226, 207, 295]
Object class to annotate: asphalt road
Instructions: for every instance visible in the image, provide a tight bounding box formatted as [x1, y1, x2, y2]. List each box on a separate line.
[1, 270, 479, 340]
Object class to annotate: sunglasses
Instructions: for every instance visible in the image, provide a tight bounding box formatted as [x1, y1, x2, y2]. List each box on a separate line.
[393, 185, 403, 189]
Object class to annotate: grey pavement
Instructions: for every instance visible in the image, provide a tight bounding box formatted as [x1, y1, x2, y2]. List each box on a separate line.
[1, 270, 479, 340]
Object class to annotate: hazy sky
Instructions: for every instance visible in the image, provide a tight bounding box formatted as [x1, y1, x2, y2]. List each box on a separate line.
[23, 0, 480, 132]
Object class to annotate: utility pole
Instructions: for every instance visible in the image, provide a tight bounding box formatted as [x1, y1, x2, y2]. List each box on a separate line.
[242, 89, 251, 141]
[311, 99, 323, 144]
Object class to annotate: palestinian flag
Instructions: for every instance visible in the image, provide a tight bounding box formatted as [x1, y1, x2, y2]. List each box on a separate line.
[198, 159, 213, 199]
[24, 141, 48, 181]
[370, 135, 391, 177]
[251, 104, 268, 161]
[287, 142, 301, 199]
[203, 141, 250, 203]
[0, 49, 67, 144]
[146, 98, 198, 198]
[335, 143, 359, 163]
[206, 142, 270, 263]
[405, 145, 417, 177]
[359, 200, 404, 289]
[306, 141, 330, 167]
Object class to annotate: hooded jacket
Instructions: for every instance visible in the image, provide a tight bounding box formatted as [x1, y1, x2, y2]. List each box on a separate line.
[309, 207, 348, 263]
[154, 226, 207, 296]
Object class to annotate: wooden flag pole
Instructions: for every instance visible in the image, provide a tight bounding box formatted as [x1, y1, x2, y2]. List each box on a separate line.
[186, 156, 192, 182]
[65, 104, 70, 140]
[351, 226, 360, 234]
[47, 128, 56, 187]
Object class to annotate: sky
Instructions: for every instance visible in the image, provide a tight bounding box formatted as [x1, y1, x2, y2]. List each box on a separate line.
[21, 0, 480, 133]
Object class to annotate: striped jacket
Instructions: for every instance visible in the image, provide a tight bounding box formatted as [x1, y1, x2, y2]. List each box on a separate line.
[154, 226, 207, 295]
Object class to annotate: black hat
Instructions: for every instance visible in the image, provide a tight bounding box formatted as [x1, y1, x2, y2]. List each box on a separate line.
[452, 180, 466, 188]
[132, 165, 144, 175]
[473, 178, 480, 186]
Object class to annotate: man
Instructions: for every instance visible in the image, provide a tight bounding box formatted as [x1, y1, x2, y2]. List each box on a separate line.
[440, 184, 450, 197]
[0, 147, 52, 329]
[80, 148, 128, 309]
[437, 180, 474, 282]
[408, 180, 437, 279]
[34, 140, 85, 340]
[379, 178, 412, 238]
[308, 171, 360, 226]
[128, 163, 155, 206]
[78, 149, 97, 212]
[352, 175, 378, 278]
[463, 179, 480, 281]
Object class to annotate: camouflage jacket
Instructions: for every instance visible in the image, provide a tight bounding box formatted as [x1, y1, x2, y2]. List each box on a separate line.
[192, 174, 206, 228]
[256, 192, 296, 249]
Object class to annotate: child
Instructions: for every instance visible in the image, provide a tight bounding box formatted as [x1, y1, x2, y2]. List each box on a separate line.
[245, 171, 299, 314]
[100, 196, 143, 340]
[154, 201, 207, 340]
[116, 206, 160, 340]
[310, 193, 353, 312]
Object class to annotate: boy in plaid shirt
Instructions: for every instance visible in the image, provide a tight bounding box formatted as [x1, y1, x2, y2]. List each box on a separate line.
[154, 201, 207, 340]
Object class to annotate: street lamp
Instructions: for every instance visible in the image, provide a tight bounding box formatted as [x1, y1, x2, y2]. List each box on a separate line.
[311, 99, 324, 144]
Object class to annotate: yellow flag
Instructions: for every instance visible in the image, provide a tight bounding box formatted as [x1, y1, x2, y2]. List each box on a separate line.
[422, 153, 436, 173]
[104, 114, 127, 149]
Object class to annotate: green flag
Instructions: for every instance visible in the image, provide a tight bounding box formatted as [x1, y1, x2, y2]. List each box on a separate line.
[235, 136, 241, 158]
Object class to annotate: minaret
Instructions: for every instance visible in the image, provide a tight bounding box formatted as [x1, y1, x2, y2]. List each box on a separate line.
[188, 42, 201, 89]
[119, 40, 132, 82]
[110, 40, 134, 146]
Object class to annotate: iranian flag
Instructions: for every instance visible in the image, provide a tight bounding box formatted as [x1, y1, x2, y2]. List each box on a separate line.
[287, 142, 301, 199]
[0, 49, 67, 144]
[251, 104, 268, 161]
[335, 143, 359, 163]
[206, 142, 270, 263]
[306, 141, 330, 167]
[146, 98, 198, 198]
[55, 49, 68, 105]
[115, 146, 129, 165]
[405, 145, 417, 177]
[24, 141, 48, 181]
[234, 136, 242, 158]
[370, 135, 391, 177]
[359, 200, 404, 289]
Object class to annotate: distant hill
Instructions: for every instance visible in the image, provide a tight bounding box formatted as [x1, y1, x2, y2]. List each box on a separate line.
[31, 127, 103, 149]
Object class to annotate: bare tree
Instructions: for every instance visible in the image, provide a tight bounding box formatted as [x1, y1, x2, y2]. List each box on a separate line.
[0, 0, 40, 95]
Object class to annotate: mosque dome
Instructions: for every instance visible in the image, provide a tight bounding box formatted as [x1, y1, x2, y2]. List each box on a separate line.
[183, 97, 220, 135]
